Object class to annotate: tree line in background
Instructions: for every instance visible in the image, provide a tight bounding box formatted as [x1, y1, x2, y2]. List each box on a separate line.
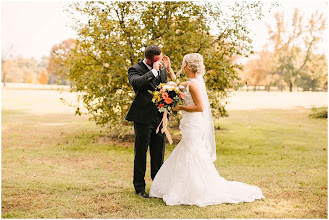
[2, 6, 326, 94]
[1, 48, 51, 85]
[1, 39, 75, 86]
[240, 9, 327, 92]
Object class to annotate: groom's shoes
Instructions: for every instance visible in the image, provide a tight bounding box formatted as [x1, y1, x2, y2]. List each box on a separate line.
[136, 191, 149, 199]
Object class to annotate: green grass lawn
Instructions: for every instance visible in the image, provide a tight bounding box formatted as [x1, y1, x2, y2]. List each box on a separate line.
[1, 108, 327, 218]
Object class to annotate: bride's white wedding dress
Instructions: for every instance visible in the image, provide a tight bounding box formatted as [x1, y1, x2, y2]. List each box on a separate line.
[149, 77, 265, 207]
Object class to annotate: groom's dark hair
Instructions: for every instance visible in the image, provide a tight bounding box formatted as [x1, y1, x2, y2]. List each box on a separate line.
[145, 45, 162, 61]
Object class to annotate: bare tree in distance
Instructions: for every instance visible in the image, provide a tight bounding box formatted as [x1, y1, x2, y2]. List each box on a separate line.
[1, 44, 16, 87]
[267, 9, 327, 92]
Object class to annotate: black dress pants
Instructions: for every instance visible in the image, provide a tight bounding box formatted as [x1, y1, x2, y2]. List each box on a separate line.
[133, 115, 166, 193]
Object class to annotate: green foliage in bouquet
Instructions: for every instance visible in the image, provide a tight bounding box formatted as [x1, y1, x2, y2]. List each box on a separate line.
[57, 1, 268, 135]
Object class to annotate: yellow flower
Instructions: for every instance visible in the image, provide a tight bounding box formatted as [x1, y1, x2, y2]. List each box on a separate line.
[152, 91, 162, 103]
[154, 91, 160, 97]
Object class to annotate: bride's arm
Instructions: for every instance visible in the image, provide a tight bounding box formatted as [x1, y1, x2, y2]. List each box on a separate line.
[173, 81, 204, 112]
[163, 55, 176, 80]
[167, 68, 176, 81]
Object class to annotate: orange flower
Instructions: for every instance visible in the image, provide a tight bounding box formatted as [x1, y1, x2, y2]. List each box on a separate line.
[158, 103, 164, 109]
[164, 97, 173, 104]
[162, 92, 169, 99]
[179, 92, 184, 99]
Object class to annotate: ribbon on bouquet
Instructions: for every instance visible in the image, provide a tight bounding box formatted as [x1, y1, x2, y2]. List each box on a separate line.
[156, 111, 173, 145]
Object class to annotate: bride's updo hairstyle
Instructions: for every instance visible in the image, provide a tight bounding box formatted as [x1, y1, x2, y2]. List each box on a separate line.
[180, 53, 205, 76]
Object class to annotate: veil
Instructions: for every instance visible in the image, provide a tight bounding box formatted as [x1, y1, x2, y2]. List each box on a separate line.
[196, 75, 217, 162]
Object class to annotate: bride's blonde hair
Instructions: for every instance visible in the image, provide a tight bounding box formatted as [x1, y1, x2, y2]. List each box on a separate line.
[179, 53, 205, 76]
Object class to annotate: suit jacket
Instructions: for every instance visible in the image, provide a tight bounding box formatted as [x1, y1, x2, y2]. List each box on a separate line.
[125, 60, 168, 124]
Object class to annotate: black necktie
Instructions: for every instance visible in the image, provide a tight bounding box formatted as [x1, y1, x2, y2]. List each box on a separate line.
[156, 70, 160, 81]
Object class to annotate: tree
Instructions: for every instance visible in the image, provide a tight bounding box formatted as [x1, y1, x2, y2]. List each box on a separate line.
[2, 60, 19, 84]
[297, 53, 328, 91]
[1, 44, 16, 86]
[38, 69, 49, 84]
[60, 1, 267, 134]
[241, 50, 284, 91]
[267, 9, 327, 92]
[240, 59, 263, 91]
[25, 70, 36, 83]
[48, 38, 75, 84]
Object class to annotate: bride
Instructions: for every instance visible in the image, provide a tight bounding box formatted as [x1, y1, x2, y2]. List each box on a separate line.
[149, 53, 265, 207]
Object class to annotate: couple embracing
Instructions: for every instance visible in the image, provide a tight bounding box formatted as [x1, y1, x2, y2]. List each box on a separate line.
[125, 45, 265, 207]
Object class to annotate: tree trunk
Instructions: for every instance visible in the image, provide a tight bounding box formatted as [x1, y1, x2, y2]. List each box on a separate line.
[2, 73, 6, 87]
[311, 80, 316, 92]
[289, 82, 293, 92]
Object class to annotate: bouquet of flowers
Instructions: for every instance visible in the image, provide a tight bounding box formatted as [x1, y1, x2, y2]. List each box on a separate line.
[149, 81, 185, 113]
[149, 81, 185, 145]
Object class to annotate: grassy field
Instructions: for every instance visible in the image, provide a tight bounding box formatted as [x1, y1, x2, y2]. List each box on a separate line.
[1, 98, 328, 218]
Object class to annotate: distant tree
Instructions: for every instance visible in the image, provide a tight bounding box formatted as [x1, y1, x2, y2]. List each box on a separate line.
[1, 60, 19, 83]
[267, 9, 327, 92]
[1, 44, 16, 86]
[16, 57, 38, 83]
[241, 58, 264, 91]
[38, 69, 49, 84]
[2, 48, 50, 84]
[37, 56, 49, 72]
[241, 50, 285, 91]
[297, 53, 328, 91]
[17, 57, 38, 70]
[1, 60, 7, 86]
[48, 38, 75, 84]
[2, 57, 36, 83]
[25, 71, 36, 83]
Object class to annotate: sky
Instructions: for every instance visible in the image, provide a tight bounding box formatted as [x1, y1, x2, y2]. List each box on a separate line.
[1, 0, 328, 60]
[1, 1, 76, 59]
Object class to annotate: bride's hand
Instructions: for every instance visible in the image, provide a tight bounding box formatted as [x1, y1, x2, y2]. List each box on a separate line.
[163, 55, 171, 70]
[163, 55, 176, 80]
[172, 105, 181, 111]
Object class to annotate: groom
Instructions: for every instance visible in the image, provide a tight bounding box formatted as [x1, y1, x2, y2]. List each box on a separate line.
[125, 45, 175, 198]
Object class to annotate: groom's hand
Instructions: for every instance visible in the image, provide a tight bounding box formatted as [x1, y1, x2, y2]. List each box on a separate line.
[153, 60, 163, 71]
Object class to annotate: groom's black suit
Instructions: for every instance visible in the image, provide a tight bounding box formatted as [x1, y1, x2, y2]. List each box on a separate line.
[125, 60, 168, 193]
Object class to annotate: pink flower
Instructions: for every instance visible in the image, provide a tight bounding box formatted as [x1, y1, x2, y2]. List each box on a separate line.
[168, 82, 177, 87]
[179, 92, 184, 99]
[162, 92, 169, 99]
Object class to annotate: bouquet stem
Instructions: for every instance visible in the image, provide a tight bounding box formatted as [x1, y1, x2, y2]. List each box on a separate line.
[156, 111, 173, 145]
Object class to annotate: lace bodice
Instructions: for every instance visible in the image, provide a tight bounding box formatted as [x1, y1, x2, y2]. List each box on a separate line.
[183, 79, 197, 106]
[180, 79, 203, 131]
